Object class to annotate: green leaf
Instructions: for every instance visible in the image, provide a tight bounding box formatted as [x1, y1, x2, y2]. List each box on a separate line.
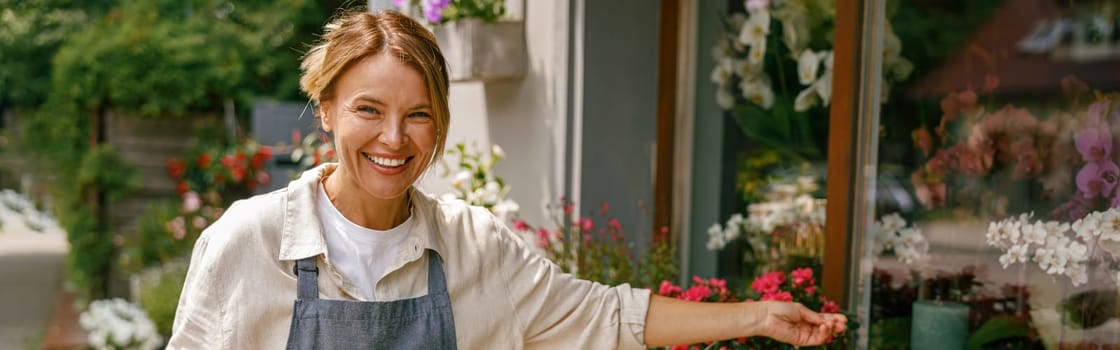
[966, 316, 1031, 350]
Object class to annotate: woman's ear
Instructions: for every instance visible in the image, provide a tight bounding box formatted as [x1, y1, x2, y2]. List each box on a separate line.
[318, 102, 333, 132]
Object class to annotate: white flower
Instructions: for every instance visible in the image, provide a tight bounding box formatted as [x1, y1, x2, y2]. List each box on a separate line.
[452, 170, 472, 190]
[1099, 208, 1120, 241]
[707, 223, 727, 250]
[822, 50, 834, 71]
[740, 80, 775, 109]
[1020, 221, 1047, 245]
[794, 85, 819, 112]
[710, 58, 734, 86]
[747, 42, 767, 66]
[1000, 244, 1029, 268]
[80, 298, 162, 350]
[491, 199, 520, 222]
[814, 70, 833, 106]
[716, 88, 735, 110]
[491, 144, 506, 159]
[1067, 264, 1088, 286]
[797, 50, 820, 85]
[880, 213, 906, 232]
[738, 10, 770, 47]
[891, 57, 914, 80]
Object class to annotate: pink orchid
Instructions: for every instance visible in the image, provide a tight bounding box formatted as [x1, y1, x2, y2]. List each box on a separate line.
[1075, 123, 1112, 163]
[1076, 161, 1120, 199]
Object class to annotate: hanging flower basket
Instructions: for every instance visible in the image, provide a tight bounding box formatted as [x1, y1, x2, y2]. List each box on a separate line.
[434, 18, 526, 82]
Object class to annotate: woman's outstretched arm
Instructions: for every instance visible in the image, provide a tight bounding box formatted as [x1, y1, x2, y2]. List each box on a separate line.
[644, 294, 847, 347]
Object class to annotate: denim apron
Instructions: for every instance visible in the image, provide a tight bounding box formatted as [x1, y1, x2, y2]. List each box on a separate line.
[285, 250, 458, 349]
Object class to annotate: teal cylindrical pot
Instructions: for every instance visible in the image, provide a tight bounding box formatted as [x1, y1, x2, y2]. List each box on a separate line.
[911, 300, 970, 350]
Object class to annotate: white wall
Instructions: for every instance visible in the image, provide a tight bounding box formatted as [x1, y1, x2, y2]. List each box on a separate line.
[416, 0, 570, 227]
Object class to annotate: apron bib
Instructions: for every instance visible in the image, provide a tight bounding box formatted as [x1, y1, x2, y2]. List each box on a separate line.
[285, 250, 457, 349]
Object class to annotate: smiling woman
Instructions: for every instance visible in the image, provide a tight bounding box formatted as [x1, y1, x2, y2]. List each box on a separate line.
[166, 9, 846, 350]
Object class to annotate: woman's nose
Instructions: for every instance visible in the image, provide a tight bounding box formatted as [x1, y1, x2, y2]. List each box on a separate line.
[377, 116, 408, 148]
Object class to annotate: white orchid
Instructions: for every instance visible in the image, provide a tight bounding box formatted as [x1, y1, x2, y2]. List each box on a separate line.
[987, 209, 1120, 286]
[871, 213, 928, 265]
[738, 10, 770, 48]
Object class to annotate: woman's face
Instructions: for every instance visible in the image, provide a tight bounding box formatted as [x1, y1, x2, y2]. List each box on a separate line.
[320, 53, 437, 201]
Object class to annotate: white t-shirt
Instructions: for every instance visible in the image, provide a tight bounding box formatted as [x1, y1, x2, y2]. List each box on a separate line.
[316, 186, 413, 301]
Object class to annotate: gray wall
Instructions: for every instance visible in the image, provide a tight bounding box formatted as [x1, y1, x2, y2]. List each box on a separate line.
[686, 0, 728, 280]
[577, 1, 661, 254]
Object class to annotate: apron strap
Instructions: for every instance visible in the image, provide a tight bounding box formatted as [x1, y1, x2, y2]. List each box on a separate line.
[426, 250, 448, 294]
[294, 256, 320, 300]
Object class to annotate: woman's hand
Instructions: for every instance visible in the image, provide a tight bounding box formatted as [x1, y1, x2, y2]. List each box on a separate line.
[754, 301, 847, 346]
[645, 296, 847, 347]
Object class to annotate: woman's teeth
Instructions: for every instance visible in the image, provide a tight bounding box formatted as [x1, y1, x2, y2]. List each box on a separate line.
[365, 153, 408, 168]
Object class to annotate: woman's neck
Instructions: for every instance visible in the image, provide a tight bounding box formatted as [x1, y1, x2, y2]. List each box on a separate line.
[322, 167, 411, 230]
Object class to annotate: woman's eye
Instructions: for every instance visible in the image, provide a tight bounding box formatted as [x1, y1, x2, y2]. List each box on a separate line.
[357, 106, 379, 115]
[409, 112, 432, 119]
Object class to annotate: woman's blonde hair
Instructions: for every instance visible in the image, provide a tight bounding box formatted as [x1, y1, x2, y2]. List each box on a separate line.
[300, 10, 451, 166]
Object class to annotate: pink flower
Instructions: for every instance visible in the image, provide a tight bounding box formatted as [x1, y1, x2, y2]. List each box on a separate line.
[751, 271, 785, 294]
[534, 228, 552, 249]
[821, 299, 841, 313]
[804, 286, 817, 295]
[1075, 124, 1112, 163]
[608, 218, 622, 231]
[1076, 161, 1120, 199]
[182, 191, 201, 212]
[708, 277, 728, 291]
[745, 0, 769, 12]
[791, 267, 814, 287]
[761, 291, 793, 302]
[512, 220, 530, 231]
[681, 285, 713, 301]
[580, 217, 594, 232]
[658, 280, 682, 296]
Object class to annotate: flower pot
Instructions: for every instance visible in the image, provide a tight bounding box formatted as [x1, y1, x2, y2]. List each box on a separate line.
[433, 19, 526, 82]
[910, 300, 970, 350]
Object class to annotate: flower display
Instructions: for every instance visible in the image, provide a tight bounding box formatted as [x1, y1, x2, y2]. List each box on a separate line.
[654, 268, 846, 350]
[79, 298, 163, 350]
[0, 188, 61, 234]
[166, 139, 272, 196]
[870, 213, 928, 265]
[438, 142, 519, 222]
[986, 208, 1120, 287]
[392, 0, 506, 25]
[707, 176, 825, 275]
[511, 198, 678, 289]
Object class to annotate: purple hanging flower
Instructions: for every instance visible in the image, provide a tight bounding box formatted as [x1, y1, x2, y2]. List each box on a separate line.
[423, 0, 451, 23]
[392, 0, 406, 8]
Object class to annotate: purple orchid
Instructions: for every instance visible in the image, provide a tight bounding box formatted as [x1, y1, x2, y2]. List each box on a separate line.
[1076, 161, 1120, 199]
[1075, 109, 1112, 162]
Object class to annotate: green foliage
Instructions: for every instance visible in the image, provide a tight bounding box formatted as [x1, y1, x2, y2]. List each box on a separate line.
[57, 145, 139, 300]
[966, 316, 1032, 350]
[442, 0, 506, 23]
[122, 201, 193, 273]
[136, 259, 189, 337]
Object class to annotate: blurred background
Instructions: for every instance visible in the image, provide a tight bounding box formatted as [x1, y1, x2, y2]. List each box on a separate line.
[2, 0, 1120, 349]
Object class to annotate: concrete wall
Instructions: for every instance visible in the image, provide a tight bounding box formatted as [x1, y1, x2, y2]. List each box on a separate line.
[415, 0, 571, 227]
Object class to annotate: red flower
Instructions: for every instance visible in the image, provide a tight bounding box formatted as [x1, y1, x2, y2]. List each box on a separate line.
[658, 280, 682, 297]
[821, 299, 841, 313]
[166, 158, 185, 179]
[175, 181, 189, 195]
[580, 217, 593, 232]
[750, 271, 785, 294]
[804, 286, 817, 296]
[608, 218, 622, 231]
[197, 152, 212, 169]
[681, 285, 712, 301]
[512, 220, 530, 231]
[761, 291, 793, 302]
[230, 166, 246, 183]
[535, 228, 552, 249]
[791, 267, 815, 287]
[235, 151, 247, 164]
[221, 155, 236, 169]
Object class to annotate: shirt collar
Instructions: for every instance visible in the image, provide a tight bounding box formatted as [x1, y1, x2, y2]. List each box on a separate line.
[278, 163, 446, 261]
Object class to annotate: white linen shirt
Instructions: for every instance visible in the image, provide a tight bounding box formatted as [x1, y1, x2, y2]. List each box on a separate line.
[168, 164, 651, 349]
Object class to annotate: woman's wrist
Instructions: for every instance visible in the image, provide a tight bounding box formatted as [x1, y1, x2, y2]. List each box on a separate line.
[735, 301, 767, 339]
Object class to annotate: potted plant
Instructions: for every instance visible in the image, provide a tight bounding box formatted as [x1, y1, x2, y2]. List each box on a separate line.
[393, 0, 525, 82]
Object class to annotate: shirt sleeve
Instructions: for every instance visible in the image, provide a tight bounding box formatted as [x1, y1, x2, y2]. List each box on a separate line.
[167, 232, 224, 349]
[495, 222, 652, 349]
